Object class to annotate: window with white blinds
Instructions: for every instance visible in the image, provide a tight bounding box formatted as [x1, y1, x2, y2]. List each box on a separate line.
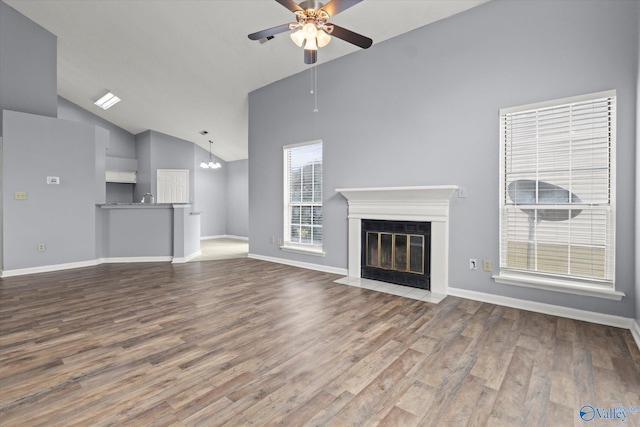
[283, 141, 323, 254]
[497, 90, 616, 295]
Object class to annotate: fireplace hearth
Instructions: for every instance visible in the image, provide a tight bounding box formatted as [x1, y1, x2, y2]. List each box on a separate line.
[361, 220, 431, 290]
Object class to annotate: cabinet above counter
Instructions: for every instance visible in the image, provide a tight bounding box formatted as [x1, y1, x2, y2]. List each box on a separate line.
[106, 156, 138, 183]
[106, 170, 136, 183]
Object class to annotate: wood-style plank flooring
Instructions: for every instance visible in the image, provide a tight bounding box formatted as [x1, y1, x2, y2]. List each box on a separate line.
[1, 259, 639, 426]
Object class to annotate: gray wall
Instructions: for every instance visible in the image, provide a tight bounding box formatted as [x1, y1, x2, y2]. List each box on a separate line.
[636, 2, 640, 328]
[248, 0, 638, 318]
[173, 207, 201, 258]
[226, 159, 249, 237]
[58, 96, 136, 158]
[0, 1, 57, 136]
[3, 110, 105, 269]
[135, 131, 152, 201]
[194, 145, 228, 237]
[101, 207, 173, 257]
[59, 97, 138, 203]
[1, 2, 107, 272]
[105, 183, 135, 204]
[150, 130, 196, 203]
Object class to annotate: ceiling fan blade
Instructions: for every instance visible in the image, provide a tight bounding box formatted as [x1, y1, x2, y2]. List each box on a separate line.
[275, 0, 304, 12]
[330, 24, 372, 49]
[304, 49, 318, 64]
[320, 0, 363, 17]
[248, 23, 292, 41]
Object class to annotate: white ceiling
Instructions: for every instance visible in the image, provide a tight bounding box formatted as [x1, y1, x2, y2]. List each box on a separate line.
[4, 0, 487, 161]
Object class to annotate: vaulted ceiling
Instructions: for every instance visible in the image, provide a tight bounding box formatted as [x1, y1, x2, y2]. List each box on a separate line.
[4, 0, 487, 161]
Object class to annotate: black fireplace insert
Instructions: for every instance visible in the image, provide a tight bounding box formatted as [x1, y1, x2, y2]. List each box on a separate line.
[361, 219, 431, 290]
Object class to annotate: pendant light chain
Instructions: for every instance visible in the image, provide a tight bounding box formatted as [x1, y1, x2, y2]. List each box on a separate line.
[310, 66, 318, 113]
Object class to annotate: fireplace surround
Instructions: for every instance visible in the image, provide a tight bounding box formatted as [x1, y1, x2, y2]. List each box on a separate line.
[336, 186, 458, 300]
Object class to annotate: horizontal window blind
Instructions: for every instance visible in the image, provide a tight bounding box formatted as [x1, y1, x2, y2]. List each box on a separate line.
[499, 91, 615, 285]
[284, 141, 323, 247]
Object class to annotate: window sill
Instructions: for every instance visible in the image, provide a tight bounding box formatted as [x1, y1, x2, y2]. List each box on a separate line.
[493, 273, 625, 301]
[280, 244, 326, 257]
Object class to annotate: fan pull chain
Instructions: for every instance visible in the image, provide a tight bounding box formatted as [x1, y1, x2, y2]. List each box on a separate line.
[310, 67, 318, 113]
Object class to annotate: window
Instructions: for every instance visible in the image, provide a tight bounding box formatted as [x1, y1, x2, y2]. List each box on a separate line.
[283, 141, 323, 255]
[495, 90, 622, 300]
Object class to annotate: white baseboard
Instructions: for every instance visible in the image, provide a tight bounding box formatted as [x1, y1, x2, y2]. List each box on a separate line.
[0, 255, 190, 277]
[100, 256, 173, 264]
[248, 253, 348, 276]
[172, 250, 202, 264]
[201, 235, 248, 241]
[448, 286, 634, 330]
[1, 260, 100, 277]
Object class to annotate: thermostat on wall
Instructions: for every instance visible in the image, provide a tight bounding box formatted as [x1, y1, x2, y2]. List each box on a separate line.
[47, 176, 60, 185]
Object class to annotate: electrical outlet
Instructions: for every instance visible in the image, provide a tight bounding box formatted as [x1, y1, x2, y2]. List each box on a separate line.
[483, 259, 492, 271]
[469, 258, 477, 270]
[37, 243, 46, 252]
[14, 192, 27, 200]
[277, 238, 282, 245]
[270, 236, 274, 244]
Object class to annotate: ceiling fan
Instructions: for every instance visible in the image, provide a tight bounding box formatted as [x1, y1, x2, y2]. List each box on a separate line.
[248, 0, 373, 64]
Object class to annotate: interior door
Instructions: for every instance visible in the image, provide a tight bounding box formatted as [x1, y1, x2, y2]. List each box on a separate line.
[157, 169, 189, 203]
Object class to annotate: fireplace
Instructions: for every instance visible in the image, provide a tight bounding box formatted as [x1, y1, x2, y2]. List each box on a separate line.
[361, 220, 431, 289]
[336, 185, 458, 300]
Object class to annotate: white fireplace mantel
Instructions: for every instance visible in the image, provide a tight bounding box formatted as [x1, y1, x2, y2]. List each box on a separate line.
[336, 185, 459, 299]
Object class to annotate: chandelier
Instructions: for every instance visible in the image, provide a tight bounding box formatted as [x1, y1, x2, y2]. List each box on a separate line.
[200, 140, 221, 169]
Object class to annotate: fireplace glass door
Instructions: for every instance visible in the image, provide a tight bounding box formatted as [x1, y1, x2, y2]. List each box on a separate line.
[366, 232, 424, 274]
[361, 220, 431, 290]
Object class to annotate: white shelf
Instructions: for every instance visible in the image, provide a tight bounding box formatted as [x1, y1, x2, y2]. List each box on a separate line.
[106, 170, 137, 183]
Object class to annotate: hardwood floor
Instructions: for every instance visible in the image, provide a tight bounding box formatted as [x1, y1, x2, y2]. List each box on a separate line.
[1, 259, 639, 426]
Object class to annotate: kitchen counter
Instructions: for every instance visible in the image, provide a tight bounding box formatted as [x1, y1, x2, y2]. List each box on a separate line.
[96, 203, 200, 262]
[97, 202, 191, 209]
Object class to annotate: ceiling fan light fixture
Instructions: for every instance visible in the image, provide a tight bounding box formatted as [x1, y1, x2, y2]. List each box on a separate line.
[248, 0, 372, 65]
[304, 36, 318, 51]
[302, 21, 318, 38]
[290, 29, 305, 47]
[316, 29, 331, 47]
